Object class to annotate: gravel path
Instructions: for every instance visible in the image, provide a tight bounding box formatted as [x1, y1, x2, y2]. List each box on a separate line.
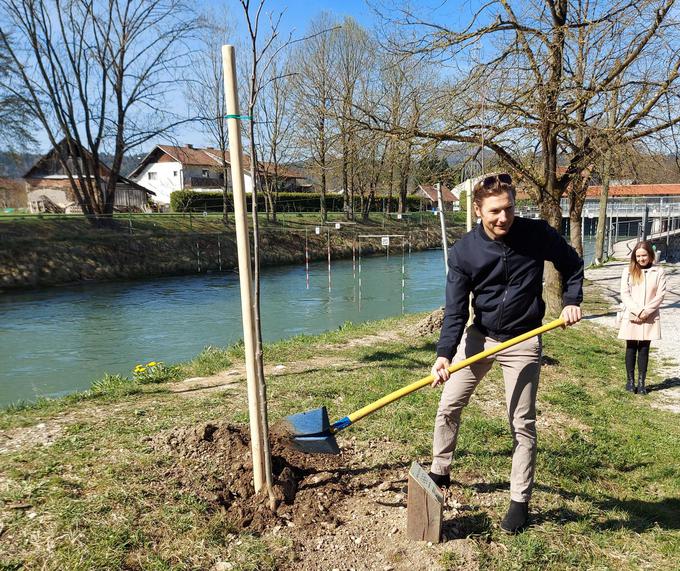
[585, 260, 680, 412]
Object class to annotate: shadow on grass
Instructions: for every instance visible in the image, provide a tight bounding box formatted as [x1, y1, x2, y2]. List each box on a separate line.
[646, 376, 680, 392]
[463, 480, 680, 532]
[355, 340, 437, 370]
[442, 510, 493, 539]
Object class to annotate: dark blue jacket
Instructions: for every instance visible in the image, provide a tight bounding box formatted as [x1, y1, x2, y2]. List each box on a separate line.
[436, 217, 584, 359]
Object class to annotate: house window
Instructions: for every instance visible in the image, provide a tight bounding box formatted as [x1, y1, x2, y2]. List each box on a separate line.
[148, 171, 157, 180]
[202, 169, 209, 177]
[173, 171, 178, 177]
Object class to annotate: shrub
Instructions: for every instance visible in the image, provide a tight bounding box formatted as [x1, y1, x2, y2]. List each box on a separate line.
[170, 190, 427, 213]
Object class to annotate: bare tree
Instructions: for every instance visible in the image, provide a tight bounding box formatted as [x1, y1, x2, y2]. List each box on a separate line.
[257, 52, 295, 221]
[372, 0, 680, 313]
[0, 0, 198, 225]
[186, 11, 234, 223]
[290, 12, 339, 223]
[0, 35, 35, 150]
[328, 17, 372, 220]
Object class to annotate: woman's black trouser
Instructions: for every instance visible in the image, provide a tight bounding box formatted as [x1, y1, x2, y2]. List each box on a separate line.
[625, 340, 651, 379]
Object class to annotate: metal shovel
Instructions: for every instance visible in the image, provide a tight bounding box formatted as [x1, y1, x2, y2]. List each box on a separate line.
[282, 318, 566, 454]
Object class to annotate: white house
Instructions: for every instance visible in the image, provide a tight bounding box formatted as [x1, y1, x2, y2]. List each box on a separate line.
[128, 144, 311, 206]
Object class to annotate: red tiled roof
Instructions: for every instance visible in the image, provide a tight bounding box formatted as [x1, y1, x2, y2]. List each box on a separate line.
[586, 184, 680, 197]
[154, 146, 302, 180]
[417, 184, 458, 202]
[158, 145, 223, 167]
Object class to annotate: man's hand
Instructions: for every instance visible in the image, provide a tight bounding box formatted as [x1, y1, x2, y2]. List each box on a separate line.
[561, 305, 582, 326]
[431, 356, 451, 387]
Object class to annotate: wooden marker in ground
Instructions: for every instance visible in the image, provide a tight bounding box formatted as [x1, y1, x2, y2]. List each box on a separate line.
[222, 44, 265, 492]
[407, 461, 443, 543]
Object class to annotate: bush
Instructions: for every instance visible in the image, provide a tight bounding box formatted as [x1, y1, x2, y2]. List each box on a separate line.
[170, 190, 427, 213]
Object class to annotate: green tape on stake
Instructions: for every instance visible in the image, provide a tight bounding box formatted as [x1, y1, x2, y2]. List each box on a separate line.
[225, 114, 253, 120]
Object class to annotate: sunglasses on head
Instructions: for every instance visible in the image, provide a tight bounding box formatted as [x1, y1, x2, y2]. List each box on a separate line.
[482, 173, 512, 187]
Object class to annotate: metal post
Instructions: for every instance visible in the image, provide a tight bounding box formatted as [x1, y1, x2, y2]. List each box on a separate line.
[642, 205, 649, 241]
[615, 214, 619, 245]
[358, 237, 362, 309]
[667, 205, 671, 253]
[305, 229, 309, 290]
[436, 182, 448, 276]
[401, 238, 405, 314]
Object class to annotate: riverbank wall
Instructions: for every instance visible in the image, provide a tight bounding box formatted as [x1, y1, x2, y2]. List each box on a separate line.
[0, 224, 460, 290]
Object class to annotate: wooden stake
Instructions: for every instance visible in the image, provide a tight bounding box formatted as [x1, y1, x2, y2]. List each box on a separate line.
[222, 45, 264, 492]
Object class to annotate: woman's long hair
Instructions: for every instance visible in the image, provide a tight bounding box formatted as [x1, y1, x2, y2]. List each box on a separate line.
[628, 240, 655, 284]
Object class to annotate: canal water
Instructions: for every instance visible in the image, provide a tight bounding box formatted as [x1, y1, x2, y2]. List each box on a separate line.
[0, 234, 613, 408]
[0, 249, 449, 407]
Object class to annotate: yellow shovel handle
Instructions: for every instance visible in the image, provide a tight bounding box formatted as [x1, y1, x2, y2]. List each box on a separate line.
[344, 318, 565, 426]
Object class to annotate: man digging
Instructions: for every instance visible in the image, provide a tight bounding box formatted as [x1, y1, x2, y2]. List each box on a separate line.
[428, 173, 584, 533]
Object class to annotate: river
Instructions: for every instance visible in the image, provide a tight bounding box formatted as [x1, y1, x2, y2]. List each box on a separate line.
[0, 233, 619, 408]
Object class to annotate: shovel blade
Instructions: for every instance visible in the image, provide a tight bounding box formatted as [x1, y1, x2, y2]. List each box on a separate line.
[282, 406, 340, 455]
[289, 433, 341, 455]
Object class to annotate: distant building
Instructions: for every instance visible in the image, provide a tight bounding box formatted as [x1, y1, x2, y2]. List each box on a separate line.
[127, 144, 312, 206]
[415, 184, 460, 209]
[585, 183, 680, 200]
[0, 177, 27, 210]
[23, 140, 154, 213]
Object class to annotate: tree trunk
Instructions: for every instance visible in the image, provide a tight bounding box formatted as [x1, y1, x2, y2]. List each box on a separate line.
[540, 199, 565, 317]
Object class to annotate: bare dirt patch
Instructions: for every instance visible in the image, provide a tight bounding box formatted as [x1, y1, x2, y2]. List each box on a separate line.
[150, 422, 484, 570]
[151, 421, 352, 534]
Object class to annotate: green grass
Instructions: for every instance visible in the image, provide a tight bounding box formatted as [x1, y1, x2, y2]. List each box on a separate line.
[1, 313, 678, 569]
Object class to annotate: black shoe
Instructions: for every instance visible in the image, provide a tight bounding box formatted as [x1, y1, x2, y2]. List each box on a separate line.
[500, 500, 529, 534]
[625, 374, 635, 392]
[637, 375, 648, 395]
[427, 472, 450, 488]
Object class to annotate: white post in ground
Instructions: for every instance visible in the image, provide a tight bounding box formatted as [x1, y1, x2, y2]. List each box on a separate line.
[222, 45, 265, 492]
[436, 182, 448, 276]
[465, 178, 474, 325]
[465, 178, 473, 232]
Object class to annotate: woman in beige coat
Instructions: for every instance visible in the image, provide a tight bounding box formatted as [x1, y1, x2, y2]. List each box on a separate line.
[618, 240, 667, 395]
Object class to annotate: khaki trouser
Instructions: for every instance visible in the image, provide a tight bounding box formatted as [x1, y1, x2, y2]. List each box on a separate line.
[431, 325, 542, 503]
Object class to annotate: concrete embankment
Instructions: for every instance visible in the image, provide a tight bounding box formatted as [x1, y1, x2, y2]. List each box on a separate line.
[0, 224, 459, 290]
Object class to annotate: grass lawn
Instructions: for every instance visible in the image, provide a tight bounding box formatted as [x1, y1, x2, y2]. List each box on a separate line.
[1, 304, 678, 570]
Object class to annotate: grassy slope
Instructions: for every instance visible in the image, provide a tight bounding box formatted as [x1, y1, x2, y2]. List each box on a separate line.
[0, 211, 461, 241]
[1, 296, 678, 569]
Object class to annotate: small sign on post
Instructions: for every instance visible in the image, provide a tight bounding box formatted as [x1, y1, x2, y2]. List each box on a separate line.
[397, 213, 402, 220]
[407, 461, 443, 543]
[335, 222, 341, 229]
[381, 236, 390, 247]
[315, 226, 321, 235]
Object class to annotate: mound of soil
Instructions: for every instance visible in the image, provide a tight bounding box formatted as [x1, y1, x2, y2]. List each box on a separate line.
[411, 307, 444, 337]
[152, 422, 356, 533]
